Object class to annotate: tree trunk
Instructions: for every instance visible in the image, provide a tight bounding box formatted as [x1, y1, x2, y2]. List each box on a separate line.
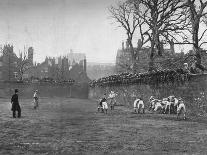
[148, 41, 155, 72]
[128, 37, 137, 73]
[19, 70, 23, 81]
[192, 21, 201, 64]
[149, 27, 157, 72]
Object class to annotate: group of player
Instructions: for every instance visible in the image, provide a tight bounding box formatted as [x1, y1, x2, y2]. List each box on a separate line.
[134, 95, 186, 119]
[98, 91, 186, 120]
[97, 91, 117, 114]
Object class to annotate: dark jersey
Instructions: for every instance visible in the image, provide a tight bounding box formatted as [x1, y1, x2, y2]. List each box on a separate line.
[11, 94, 19, 105]
[99, 97, 107, 106]
[100, 97, 106, 103]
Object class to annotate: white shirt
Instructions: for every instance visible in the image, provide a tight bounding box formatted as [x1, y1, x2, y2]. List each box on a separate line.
[33, 92, 38, 99]
[109, 92, 116, 99]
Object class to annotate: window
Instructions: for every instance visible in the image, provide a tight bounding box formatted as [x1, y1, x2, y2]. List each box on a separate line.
[14, 72, 18, 79]
[14, 62, 17, 67]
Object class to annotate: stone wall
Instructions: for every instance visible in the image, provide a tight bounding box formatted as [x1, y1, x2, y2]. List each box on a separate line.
[89, 74, 207, 115]
[0, 82, 89, 99]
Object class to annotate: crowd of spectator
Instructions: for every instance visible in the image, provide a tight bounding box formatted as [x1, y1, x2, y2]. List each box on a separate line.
[15, 77, 76, 85]
[90, 68, 191, 87]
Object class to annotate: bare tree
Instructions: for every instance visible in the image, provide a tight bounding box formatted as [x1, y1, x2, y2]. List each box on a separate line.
[109, 1, 149, 72]
[17, 51, 32, 81]
[182, 0, 207, 65]
[131, 0, 188, 71]
[116, 61, 134, 73]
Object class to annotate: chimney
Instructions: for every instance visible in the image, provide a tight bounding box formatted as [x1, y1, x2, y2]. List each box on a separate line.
[137, 39, 142, 49]
[19, 51, 22, 60]
[84, 57, 87, 72]
[170, 39, 175, 55]
[122, 41, 124, 50]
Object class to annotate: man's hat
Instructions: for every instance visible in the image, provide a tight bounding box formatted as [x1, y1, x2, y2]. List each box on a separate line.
[35, 90, 38, 92]
[15, 89, 18, 93]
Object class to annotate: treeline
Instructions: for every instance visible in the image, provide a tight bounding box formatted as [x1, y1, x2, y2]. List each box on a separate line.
[109, 0, 207, 72]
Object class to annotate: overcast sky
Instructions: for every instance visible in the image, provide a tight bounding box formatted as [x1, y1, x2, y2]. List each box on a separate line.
[0, 0, 127, 63]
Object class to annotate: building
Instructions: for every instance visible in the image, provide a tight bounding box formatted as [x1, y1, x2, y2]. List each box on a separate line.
[0, 57, 3, 81]
[116, 40, 150, 73]
[0, 44, 19, 81]
[67, 49, 86, 66]
[21, 46, 34, 79]
[54, 50, 87, 73]
[116, 40, 180, 73]
[28, 47, 34, 65]
[31, 51, 88, 82]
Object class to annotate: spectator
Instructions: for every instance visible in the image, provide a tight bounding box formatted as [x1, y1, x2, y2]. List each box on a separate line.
[183, 63, 190, 74]
[194, 57, 207, 73]
[190, 62, 200, 74]
[108, 91, 117, 110]
[11, 89, 21, 118]
[33, 90, 39, 109]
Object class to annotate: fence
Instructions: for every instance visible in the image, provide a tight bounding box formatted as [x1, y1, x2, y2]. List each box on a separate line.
[0, 82, 89, 99]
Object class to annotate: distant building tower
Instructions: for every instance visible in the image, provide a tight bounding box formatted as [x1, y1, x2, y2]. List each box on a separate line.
[122, 41, 125, 50]
[79, 60, 84, 68]
[84, 57, 87, 72]
[58, 56, 62, 67]
[19, 51, 23, 61]
[28, 47, 34, 65]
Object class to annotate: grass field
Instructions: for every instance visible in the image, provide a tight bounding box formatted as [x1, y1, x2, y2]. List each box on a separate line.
[1, 97, 207, 154]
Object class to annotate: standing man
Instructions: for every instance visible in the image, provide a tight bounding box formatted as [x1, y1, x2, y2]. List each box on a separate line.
[33, 90, 39, 109]
[11, 89, 21, 118]
[183, 63, 190, 74]
[100, 93, 108, 114]
[108, 91, 116, 110]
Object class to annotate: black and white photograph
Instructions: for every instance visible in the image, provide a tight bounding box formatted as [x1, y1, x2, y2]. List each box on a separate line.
[1, 0, 207, 154]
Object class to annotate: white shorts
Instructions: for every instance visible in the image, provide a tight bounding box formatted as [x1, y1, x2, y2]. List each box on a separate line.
[138, 103, 144, 109]
[134, 99, 140, 109]
[110, 98, 116, 106]
[137, 101, 144, 109]
[154, 102, 162, 111]
[177, 103, 186, 113]
[150, 100, 156, 109]
[162, 101, 171, 108]
[34, 99, 38, 107]
[102, 102, 108, 110]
